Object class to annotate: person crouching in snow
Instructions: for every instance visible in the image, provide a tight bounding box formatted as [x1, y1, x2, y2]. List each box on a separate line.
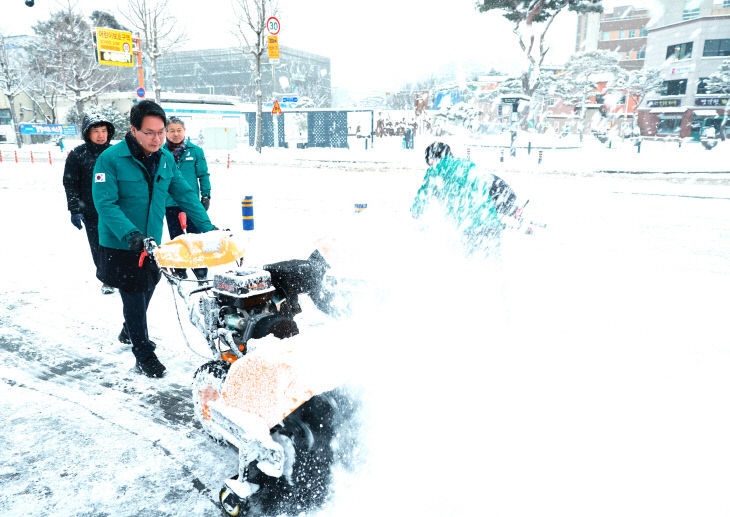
[92, 100, 218, 378]
[411, 141, 518, 254]
[163, 116, 211, 281]
[62, 112, 117, 295]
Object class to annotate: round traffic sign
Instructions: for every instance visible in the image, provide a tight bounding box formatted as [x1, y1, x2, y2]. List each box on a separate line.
[136, 87, 145, 98]
[266, 17, 280, 35]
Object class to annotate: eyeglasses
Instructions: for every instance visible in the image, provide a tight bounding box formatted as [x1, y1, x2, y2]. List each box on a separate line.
[140, 129, 166, 138]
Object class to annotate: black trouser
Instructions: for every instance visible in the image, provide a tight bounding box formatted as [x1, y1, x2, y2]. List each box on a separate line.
[165, 206, 208, 279]
[119, 287, 156, 362]
[83, 216, 101, 270]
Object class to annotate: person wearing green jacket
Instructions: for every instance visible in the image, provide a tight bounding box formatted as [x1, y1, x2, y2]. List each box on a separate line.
[411, 142, 517, 254]
[92, 100, 216, 378]
[163, 116, 211, 280]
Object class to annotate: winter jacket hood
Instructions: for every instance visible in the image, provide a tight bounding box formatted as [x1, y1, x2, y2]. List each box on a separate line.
[82, 112, 115, 144]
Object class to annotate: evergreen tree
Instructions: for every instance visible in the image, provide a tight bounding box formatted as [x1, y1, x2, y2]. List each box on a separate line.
[552, 50, 626, 139]
[612, 66, 662, 135]
[477, 0, 602, 96]
[66, 104, 130, 138]
[705, 59, 730, 141]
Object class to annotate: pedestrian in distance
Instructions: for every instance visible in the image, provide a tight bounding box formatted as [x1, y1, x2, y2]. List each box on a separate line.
[92, 100, 217, 378]
[62, 112, 116, 294]
[412, 141, 519, 254]
[163, 116, 211, 280]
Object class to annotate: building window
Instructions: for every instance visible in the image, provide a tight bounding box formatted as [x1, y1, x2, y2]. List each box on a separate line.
[725, 0, 730, 7]
[0, 109, 10, 126]
[704, 39, 730, 57]
[661, 79, 688, 96]
[657, 117, 683, 135]
[619, 30, 626, 39]
[666, 42, 693, 60]
[628, 29, 636, 38]
[601, 31, 609, 41]
[683, 0, 700, 20]
[640, 28, 648, 37]
[638, 48, 646, 59]
[697, 77, 709, 94]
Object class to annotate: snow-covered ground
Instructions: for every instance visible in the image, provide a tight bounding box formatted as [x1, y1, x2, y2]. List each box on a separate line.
[3, 141, 730, 516]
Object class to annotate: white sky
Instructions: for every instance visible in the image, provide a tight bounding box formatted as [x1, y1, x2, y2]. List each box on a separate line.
[0, 0, 656, 94]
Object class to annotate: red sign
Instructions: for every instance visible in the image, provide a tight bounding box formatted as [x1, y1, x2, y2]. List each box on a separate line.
[266, 17, 280, 35]
[271, 100, 282, 114]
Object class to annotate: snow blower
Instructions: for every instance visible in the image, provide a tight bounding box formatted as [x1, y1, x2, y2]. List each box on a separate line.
[142, 214, 358, 516]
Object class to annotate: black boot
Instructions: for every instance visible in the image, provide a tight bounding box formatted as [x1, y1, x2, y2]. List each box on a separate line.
[135, 351, 166, 378]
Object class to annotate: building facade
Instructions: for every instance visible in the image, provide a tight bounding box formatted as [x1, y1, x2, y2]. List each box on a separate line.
[156, 46, 332, 108]
[639, 14, 730, 138]
[596, 5, 651, 71]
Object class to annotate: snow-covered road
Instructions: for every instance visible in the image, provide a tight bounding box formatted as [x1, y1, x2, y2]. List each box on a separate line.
[3, 154, 730, 516]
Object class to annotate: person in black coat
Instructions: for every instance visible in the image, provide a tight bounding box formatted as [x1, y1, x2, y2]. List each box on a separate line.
[62, 112, 116, 294]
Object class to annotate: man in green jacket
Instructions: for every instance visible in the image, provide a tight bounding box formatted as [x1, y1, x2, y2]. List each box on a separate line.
[163, 116, 211, 280]
[92, 100, 216, 378]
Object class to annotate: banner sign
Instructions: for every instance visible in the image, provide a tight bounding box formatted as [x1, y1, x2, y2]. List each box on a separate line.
[19, 123, 78, 136]
[96, 27, 134, 67]
[647, 99, 681, 108]
[267, 35, 280, 61]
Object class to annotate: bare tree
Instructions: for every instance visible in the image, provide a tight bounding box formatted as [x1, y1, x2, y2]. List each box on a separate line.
[30, 5, 118, 123]
[232, 0, 278, 153]
[122, 0, 186, 103]
[0, 34, 26, 147]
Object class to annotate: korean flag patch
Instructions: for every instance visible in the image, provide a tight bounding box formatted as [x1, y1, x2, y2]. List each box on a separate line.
[94, 173, 106, 183]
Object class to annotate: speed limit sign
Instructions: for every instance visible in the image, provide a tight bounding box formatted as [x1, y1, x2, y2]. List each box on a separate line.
[266, 17, 280, 35]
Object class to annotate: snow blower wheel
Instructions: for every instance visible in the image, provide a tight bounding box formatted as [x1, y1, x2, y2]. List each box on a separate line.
[192, 361, 231, 441]
[219, 480, 246, 517]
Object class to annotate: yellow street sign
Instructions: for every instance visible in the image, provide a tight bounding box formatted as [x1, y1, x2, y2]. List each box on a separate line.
[96, 27, 134, 67]
[267, 35, 279, 61]
[272, 100, 282, 114]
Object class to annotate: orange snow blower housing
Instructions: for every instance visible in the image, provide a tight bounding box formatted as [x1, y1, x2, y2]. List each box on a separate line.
[153, 230, 247, 269]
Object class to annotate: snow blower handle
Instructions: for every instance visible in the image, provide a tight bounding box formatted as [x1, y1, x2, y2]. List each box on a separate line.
[178, 212, 187, 233]
[137, 238, 158, 267]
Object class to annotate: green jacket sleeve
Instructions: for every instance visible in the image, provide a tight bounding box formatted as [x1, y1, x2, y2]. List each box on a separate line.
[168, 168, 214, 232]
[92, 151, 139, 242]
[411, 167, 436, 219]
[195, 147, 211, 197]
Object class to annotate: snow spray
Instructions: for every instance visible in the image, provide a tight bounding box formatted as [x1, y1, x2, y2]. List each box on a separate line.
[242, 196, 254, 230]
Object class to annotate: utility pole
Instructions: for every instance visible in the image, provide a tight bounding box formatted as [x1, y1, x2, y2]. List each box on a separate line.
[134, 34, 145, 94]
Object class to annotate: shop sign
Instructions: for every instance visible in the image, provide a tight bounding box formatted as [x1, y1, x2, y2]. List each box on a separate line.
[647, 99, 681, 108]
[695, 97, 728, 107]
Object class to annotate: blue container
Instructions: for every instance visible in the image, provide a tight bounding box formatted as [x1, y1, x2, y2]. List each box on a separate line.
[354, 203, 367, 213]
[242, 196, 254, 230]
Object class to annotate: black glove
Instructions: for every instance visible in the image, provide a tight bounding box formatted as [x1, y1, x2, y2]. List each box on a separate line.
[127, 231, 145, 253]
[71, 213, 85, 230]
[200, 196, 210, 211]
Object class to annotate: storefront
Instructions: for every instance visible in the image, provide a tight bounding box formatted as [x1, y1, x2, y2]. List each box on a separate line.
[638, 98, 692, 137]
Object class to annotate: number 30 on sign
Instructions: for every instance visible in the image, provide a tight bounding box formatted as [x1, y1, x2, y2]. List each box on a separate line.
[266, 17, 280, 35]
